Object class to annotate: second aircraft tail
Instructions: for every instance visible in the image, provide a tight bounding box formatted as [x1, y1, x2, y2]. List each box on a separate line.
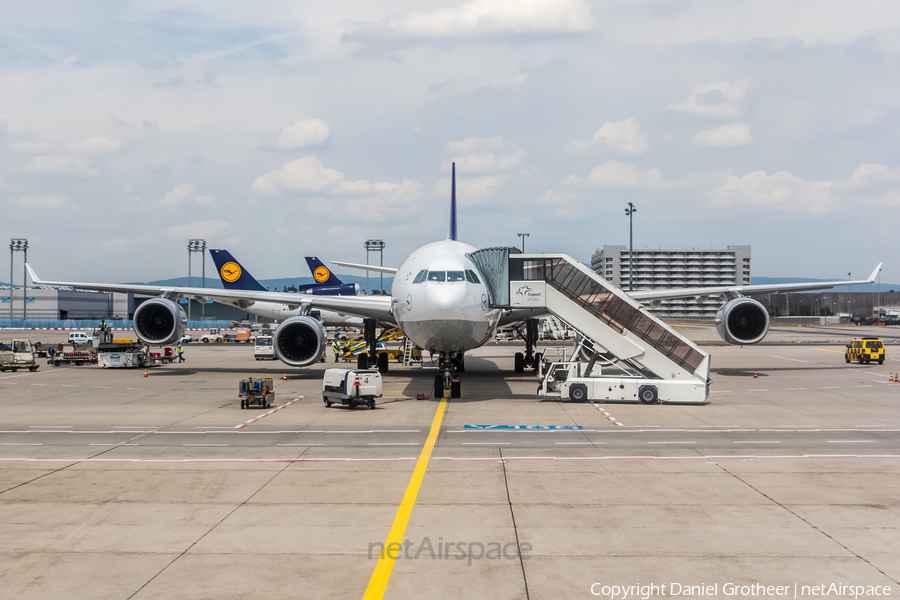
[209, 249, 268, 291]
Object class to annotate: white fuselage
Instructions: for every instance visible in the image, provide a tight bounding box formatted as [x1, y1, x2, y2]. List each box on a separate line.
[222, 301, 362, 326]
[391, 240, 500, 353]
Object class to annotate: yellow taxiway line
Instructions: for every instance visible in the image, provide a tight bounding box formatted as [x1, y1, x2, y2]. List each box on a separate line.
[362, 392, 449, 599]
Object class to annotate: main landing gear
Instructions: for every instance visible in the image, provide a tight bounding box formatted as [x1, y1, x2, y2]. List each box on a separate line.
[357, 319, 390, 374]
[434, 351, 463, 398]
[514, 318, 543, 374]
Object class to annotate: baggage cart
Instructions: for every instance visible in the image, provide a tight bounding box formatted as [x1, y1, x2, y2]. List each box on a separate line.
[239, 378, 275, 409]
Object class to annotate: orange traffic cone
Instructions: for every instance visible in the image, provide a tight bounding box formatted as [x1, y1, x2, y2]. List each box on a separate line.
[282, 373, 287, 381]
[143, 369, 148, 378]
[753, 370, 758, 379]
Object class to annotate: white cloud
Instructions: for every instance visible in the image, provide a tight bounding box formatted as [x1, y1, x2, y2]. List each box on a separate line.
[711, 170, 835, 213]
[587, 160, 644, 187]
[447, 135, 503, 155]
[385, 0, 592, 36]
[437, 175, 507, 206]
[694, 123, 752, 147]
[573, 118, 648, 155]
[71, 136, 122, 154]
[669, 80, 751, 118]
[25, 154, 96, 177]
[441, 150, 523, 173]
[252, 156, 353, 196]
[158, 183, 215, 207]
[275, 119, 330, 149]
[15, 194, 70, 210]
[166, 219, 230, 240]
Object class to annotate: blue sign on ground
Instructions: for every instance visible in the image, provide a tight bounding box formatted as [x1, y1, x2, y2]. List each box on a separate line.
[463, 425, 583, 430]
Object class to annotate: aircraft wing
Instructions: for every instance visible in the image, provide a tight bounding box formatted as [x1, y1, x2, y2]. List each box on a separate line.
[628, 263, 882, 302]
[330, 261, 399, 274]
[26, 264, 395, 324]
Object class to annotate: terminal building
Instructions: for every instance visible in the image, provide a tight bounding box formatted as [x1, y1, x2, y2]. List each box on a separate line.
[591, 245, 752, 319]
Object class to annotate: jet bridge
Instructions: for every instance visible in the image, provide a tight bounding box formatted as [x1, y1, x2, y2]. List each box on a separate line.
[468, 248, 710, 403]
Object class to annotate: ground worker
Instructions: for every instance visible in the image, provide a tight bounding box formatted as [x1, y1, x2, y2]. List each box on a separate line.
[332, 339, 340, 362]
[177, 342, 185, 363]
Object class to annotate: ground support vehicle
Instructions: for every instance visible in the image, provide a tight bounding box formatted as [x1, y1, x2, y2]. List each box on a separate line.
[538, 360, 706, 404]
[239, 378, 274, 409]
[0, 339, 40, 372]
[48, 350, 98, 367]
[845, 337, 885, 364]
[322, 369, 382, 409]
[98, 343, 175, 368]
[202, 328, 255, 344]
[254, 335, 276, 360]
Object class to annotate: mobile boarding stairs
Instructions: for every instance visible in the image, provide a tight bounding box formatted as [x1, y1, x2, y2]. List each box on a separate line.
[468, 249, 710, 404]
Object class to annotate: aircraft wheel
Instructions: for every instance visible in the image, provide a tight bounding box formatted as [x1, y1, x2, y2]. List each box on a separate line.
[377, 352, 389, 373]
[514, 352, 525, 373]
[434, 374, 444, 397]
[638, 385, 659, 405]
[357, 352, 368, 370]
[569, 383, 587, 402]
[450, 379, 461, 398]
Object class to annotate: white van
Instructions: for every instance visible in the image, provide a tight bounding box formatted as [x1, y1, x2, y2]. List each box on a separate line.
[68, 332, 94, 346]
[254, 336, 275, 360]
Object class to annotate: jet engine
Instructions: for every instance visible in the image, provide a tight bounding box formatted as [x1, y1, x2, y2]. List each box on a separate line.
[133, 298, 187, 345]
[273, 316, 327, 367]
[715, 297, 770, 345]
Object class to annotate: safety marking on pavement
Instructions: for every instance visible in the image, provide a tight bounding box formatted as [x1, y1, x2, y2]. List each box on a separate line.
[235, 397, 304, 429]
[463, 425, 583, 430]
[361, 394, 448, 600]
[591, 404, 624, 427]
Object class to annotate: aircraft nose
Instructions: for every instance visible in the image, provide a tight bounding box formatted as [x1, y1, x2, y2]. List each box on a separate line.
[427, 284, 466, 316]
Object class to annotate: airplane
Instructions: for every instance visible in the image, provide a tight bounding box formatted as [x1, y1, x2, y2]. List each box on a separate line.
[207, 249, 363, 325]
[26, 162, 882, 398]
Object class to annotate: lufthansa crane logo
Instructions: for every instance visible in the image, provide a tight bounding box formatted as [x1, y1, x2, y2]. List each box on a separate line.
[313, 266, 330, 283]
[220, 262, 242, 283]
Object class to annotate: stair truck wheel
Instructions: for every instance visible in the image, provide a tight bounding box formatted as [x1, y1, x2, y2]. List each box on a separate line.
[638, 385, 659, 404]
[568, 383, 587, 402]
[514, 352, 525, 373]
[377, 352, 389, 373]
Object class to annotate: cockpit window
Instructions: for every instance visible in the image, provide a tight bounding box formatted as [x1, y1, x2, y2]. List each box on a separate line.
[447, 271, 465, 282]
[465, 269, 481, 284]
[413, 270, 428, 284]
[427, 271, 446, 282]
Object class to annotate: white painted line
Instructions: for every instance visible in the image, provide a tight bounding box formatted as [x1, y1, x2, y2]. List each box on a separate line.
[773, 355, 810, 363]
[555, 442, 597, 445]
[784, 388, 805, 391]
[94, 386, 110, 389]
[29, 426, 72, 429]
[827, 440, 875, 443]
[648, 441, 696, 444]
[89, 444, 116, 446]
[278, 443, 325, 446]
[30, 384, 47, 386]
[734, 441, 781, 444]
[821, 386, 840, 389]
[0, 443, 42, 446]
[855, 385, 873, 388]
[462, 442, 511, 445]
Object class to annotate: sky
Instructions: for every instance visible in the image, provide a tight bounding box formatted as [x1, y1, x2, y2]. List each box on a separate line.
[2, 0, 899, 286]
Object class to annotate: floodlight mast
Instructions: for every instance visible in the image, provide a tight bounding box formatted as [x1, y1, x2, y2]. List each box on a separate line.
[625, 203, 637, 291]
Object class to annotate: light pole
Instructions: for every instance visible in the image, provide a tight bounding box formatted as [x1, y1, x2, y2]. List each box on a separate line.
[847, 272, 851, 318]
[365, 239, 385, 295]
[187, 239, 206, 323]
[625, 203, 637, 291]
[517, 233, 530, 253]
[9, 239, 28, 320]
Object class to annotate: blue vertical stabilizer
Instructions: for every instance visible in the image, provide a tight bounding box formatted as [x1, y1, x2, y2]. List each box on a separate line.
[209, 249, 268, 291]
[450, 161, 457, 241]
[303, 257, 344, 286]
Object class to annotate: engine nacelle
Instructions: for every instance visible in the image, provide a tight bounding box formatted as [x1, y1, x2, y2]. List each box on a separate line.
[273, 316, 326, 367]
[715, 297, 770, 345]
[133, 298, 187, 345]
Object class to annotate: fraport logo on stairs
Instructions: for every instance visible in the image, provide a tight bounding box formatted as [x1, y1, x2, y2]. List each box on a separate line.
[515, 285, 542, 302]
[464, 425, 583, 430]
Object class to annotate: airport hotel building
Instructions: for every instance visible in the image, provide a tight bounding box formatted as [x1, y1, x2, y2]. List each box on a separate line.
[591, 245, 751, 319]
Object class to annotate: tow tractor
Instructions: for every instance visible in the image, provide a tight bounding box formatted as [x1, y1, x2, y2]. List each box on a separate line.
[98, 342, 176, 368]
[322, 368, 382, 409]
[0, 339, 40, 372]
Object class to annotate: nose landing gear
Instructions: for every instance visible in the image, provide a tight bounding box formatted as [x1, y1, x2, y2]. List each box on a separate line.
[434, 352, 462, 398]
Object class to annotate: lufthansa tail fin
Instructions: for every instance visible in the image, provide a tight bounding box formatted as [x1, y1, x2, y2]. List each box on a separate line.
[208, 249, 267, 291]
[304, 257, 344, 286]
[450, 161, 457, 241]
